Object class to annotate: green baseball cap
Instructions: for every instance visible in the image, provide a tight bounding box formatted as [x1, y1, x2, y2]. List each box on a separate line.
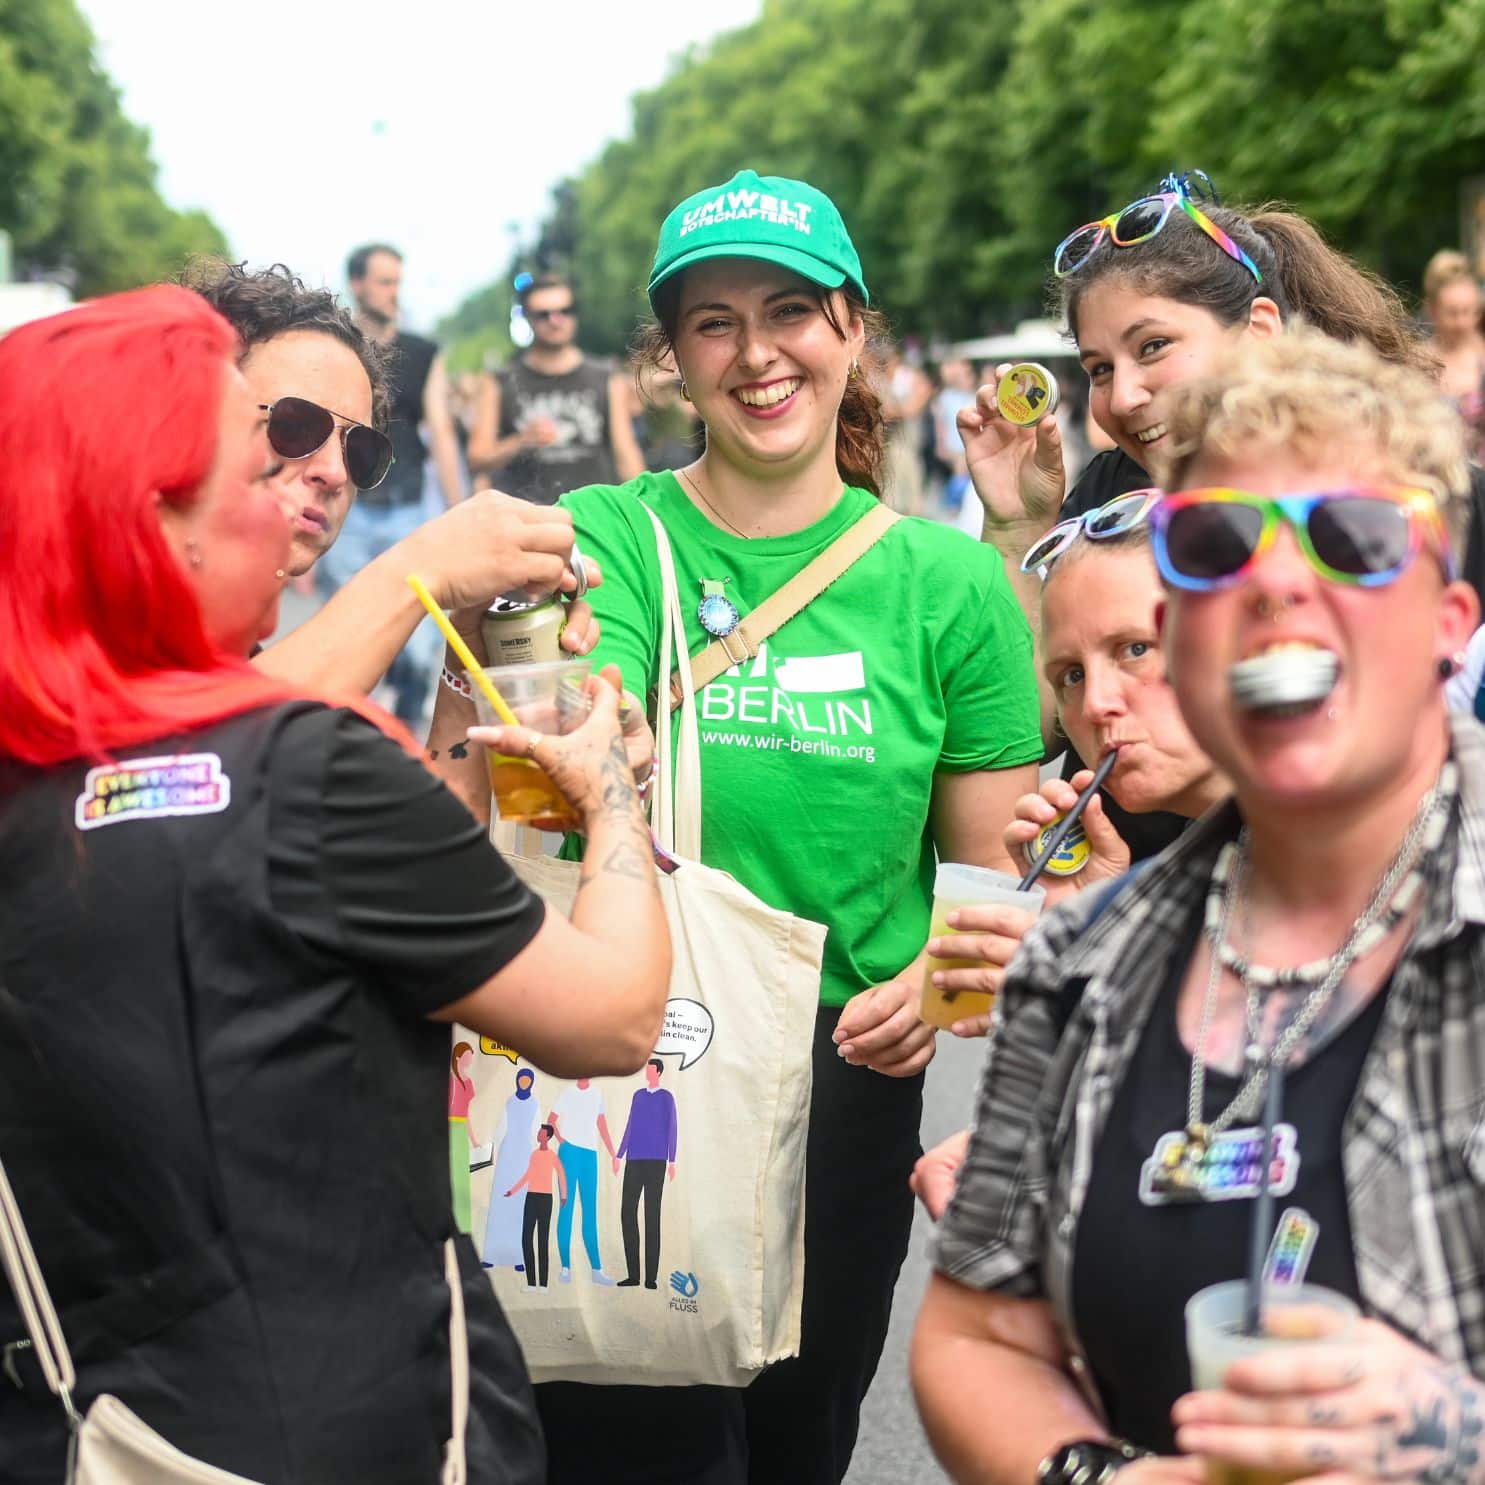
[648, 169, 869, 309]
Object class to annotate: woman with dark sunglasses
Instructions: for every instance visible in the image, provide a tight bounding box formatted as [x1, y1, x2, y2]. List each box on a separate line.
[185, 261, 614, 817]
[0, 286, 671, 1483]
[914, 331, 1485, 1485]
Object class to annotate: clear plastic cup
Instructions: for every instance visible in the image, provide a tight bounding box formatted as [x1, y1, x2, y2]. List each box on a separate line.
[471, 660, 591, 830]
[1186, 1280, 1359, 1485]
[919, 864, 1046, 1029]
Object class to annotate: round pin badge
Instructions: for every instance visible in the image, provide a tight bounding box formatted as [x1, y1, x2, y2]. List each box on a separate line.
[698, 579, 740, 638]
[997, 363, 1061, 428]
[1027, 814, 1090, 876]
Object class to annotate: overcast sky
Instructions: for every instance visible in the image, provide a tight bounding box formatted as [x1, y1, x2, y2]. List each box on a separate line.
[80, 0, 761, 329]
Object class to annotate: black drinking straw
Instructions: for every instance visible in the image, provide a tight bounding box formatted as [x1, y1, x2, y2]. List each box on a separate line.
[1019, 747, 1119, 892]
[1243, 1060, 1287, 1336]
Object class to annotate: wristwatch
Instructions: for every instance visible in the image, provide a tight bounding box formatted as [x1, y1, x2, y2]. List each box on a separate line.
[1037, 1438, 1149, 1485]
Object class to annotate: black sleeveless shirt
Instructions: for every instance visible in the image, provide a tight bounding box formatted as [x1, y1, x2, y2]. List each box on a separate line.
[0, 703, 545, 1483]
[495, 354, 618, 505]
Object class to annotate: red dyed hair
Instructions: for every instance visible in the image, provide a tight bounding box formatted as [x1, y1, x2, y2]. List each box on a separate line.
[0, 285, 405, 767]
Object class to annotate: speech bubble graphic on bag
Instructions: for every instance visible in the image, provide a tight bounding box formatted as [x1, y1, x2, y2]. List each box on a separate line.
[479, 1037, 520, 1064]
[654, 998, 714, 1070]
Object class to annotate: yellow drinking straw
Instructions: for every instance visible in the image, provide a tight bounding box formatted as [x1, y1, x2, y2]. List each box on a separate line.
[405, 574, 520, 727]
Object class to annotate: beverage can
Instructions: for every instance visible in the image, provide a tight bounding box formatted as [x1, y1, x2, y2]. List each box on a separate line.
[997, 363, 1060, 427]
[481, 595, 567, 667]
[1026, 814, 1090, 876]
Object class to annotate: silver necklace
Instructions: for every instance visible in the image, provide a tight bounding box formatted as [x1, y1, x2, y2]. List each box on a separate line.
[1140, 767, 1453, 1203]
[679, 465, 749, 539]
[1188, 766, 1452, 1146]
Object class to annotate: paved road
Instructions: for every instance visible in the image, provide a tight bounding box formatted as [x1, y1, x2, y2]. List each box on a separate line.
[844, 1031, 984, 1485]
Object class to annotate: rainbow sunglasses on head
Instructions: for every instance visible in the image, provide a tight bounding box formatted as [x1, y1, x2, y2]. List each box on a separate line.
[1054, 171, 1262, 283]
[1151, 486, 1455, 592]
[1020, 488, 1163, 576]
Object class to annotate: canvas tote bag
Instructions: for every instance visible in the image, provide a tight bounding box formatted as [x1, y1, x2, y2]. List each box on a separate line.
[0, 1153, 471, 1484]
[461, 506, 825, 1387]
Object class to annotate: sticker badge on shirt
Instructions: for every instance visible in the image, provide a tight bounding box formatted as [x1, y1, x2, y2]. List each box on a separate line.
[1138, 1122, 1300, 1206]
[74, 752, 231, 831]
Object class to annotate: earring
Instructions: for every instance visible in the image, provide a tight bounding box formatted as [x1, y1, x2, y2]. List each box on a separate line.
[185, 537, 203, 570]
[849, 358, 860, 378]
[274, 568, 287, 581]
[1438, 655, 1461, 680]
[679, 380, 691, 402]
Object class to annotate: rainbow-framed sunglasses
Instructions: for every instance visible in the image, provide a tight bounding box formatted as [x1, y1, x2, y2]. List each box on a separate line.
[1151, 486, 1454, 592]
[1053, 171, 1262, 283]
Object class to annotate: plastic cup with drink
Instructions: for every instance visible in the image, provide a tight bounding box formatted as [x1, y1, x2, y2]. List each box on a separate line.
[471, 659, 592, 830]
[920, 864, 1047, 1030]
[1185, 1280, 1358, 1485]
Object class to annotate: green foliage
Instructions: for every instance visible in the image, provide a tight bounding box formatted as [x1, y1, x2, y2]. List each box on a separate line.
[443, 0, 1485, 353]
[0, 0, 227, 295]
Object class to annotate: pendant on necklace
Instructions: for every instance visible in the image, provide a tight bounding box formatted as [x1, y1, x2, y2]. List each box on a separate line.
[1138, 1122, 1300, 1207]
[698, 578, 741, 638]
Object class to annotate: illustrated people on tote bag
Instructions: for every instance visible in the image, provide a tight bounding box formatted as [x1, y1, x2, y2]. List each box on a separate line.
[506, 1124, 568, 1289]
[483, 1065, 540, 1270]
[613, 1058, 679, 1290]
[448, 1041, 479, 1233]
[551, 1076, 619, 1285]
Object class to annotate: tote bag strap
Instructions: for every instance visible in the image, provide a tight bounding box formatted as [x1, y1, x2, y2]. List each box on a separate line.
[643, 505, 704, 861]
[441, 1238, 469, 1485]
[664, 502, 900, 709]
[0, 1155, 81, 1425]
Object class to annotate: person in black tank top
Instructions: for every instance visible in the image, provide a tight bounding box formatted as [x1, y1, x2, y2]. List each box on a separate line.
[468, 273, 646, 505]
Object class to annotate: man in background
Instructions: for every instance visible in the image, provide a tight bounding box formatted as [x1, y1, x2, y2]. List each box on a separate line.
[315, 242, 464, 724]
[467, 273, 644, 504]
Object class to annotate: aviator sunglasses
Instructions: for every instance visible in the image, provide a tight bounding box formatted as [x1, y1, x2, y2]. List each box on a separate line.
[259, 396, 395, 491]
[1151, 486, 1455, 592]
[1020, 488, 1163, 576]
[1053, 171, 1262, 283]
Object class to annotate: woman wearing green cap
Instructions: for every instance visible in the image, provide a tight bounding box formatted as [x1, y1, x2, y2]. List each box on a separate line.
[537, 171, 1043, 1483]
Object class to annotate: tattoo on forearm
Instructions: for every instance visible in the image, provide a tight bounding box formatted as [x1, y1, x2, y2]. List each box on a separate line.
[449, 740, 469, 760]
[599, 841, 649, 881]
[428, 750, 440, 760]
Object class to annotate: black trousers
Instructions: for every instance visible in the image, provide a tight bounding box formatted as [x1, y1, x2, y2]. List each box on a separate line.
[521, 1192, 553, 1287]
[620, 1158, 667, 1286]
[537, 1006, 924, 1485]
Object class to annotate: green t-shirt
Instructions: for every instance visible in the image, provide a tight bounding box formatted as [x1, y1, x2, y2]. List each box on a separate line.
[561, 471, 1041, 1008]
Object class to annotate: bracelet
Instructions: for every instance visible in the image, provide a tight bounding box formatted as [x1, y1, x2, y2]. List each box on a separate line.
[440, 665, 474, 700]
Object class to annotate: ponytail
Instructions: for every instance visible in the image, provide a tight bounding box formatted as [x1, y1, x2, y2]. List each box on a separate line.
[1250, 209, 1437, 378]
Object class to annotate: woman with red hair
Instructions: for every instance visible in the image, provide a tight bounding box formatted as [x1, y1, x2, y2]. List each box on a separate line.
[0, 286, 670, 1482]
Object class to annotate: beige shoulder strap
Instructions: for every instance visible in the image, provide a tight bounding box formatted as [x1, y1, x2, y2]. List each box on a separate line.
[668, 502, 900, 707]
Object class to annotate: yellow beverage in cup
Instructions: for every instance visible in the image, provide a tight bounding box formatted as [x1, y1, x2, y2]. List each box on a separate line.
[920, 864, 1045, 1030]
[487, 756, 579, 829]
[472, 660, 591, 833]
[1206, 1466, 1307, 1485]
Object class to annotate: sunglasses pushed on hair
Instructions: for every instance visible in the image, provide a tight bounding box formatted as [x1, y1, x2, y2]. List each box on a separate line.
[1053, 170, 1262, 284]
[260, 397, 394, 491]
[1151, 487, 1454, 591]
[1021, 489, 1162, 576]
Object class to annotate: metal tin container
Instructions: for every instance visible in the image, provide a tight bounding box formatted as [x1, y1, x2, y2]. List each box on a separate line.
[997, 363, 1061, 427]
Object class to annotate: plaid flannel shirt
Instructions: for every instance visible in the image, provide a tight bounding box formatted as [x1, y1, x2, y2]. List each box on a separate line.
[934, 715, 1485, 1410]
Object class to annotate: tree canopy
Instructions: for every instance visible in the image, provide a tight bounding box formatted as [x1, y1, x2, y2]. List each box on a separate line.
[441, 0, 1485, 360]
[0, 0, 227, 295]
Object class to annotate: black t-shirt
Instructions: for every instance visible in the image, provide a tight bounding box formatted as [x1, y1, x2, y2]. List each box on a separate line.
[372, 330, 439, 507]
[1072, 929, 1386, 1453]
[0, 703, 546, 1483]
[496, 355, 618, 505]
[1061, 446, 1152, 519]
